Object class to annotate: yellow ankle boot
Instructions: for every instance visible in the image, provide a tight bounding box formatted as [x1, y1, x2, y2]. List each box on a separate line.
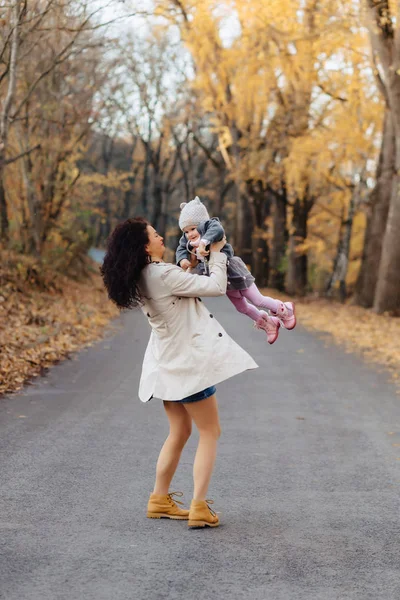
[147, 491, 189, 520]
[188, 499, 219, 528]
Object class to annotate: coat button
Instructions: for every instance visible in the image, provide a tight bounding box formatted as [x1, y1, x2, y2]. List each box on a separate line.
[218, 333, 222, 337]
[210, 314, 214, 318]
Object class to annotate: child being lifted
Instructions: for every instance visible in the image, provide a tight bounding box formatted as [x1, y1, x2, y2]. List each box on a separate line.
[176, 197, 296, 345]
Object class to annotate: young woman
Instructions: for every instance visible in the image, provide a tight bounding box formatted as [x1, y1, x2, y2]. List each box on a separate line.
[101, 217, 257, 528]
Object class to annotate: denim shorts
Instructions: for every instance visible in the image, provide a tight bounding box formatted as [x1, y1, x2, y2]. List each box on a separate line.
[177, 385, 216, 404]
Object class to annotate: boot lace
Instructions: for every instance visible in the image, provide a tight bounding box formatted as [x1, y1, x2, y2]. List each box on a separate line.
[167, 491, 185, 506]
[205, 499, 217, 516]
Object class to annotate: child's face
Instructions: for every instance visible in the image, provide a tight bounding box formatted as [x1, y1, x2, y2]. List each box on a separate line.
[183, 225, 200, 242]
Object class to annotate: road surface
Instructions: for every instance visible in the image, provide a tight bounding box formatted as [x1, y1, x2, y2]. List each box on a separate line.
[1, 297, 399, 599]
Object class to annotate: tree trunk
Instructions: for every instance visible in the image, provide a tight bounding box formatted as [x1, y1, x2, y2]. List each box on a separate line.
[96, 187, 111, 246]
[0, 161, 9, 241]
[246, 180, 270, 287]
[354, 110, 394, 307]
[141, 145, 151, 218]
[286, 198, 310, 296]
[121, 186, 134, 220]
[374, 84, 400, 313]
[338, 194, 356, 301]
[0, 1, 23, 242]
[269, 189, 287, 291]
[157, 188, 170, 241]
[235, 190, 253, 266]
[251, 233, 269, 287]
[364, 2, 400, 313]
[373, 177, 400, 313]
[19, 144, 41, 255]
[327, 192, 357, 302]
[152, 172, 164, 234]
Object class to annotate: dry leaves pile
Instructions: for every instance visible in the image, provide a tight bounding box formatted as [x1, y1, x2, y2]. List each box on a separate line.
[0, 253, 118, 396]
[261, 288, 400, 387]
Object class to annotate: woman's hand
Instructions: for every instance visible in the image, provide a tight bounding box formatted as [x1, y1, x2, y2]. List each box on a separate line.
[189, 253, 199, 268]
[180, 259, 191, 271]
[210, 236, 226, 253]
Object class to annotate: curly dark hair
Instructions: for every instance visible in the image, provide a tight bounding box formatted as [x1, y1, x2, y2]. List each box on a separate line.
[100, 217, 150, 309]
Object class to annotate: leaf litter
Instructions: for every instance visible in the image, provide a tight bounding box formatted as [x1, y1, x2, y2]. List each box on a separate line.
[262, 288, 400, 390]
[0, 253, 118, 396]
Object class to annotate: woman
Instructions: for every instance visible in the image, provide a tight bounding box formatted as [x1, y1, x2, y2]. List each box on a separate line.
[101, 217, 257, 528]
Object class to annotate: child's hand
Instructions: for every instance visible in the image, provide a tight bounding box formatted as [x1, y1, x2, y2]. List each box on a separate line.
[198, 241, 210, 257]
[180, 259, 191, 271]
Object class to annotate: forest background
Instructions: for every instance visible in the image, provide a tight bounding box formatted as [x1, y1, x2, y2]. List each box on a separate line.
[1, 0, 400, 394]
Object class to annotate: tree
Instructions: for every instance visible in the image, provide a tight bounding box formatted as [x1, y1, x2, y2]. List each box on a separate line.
[354, 109, 394, 306]
[155, 0, 379, 296]
[0, 0, 131, 246]
[364, 0, 400, 313]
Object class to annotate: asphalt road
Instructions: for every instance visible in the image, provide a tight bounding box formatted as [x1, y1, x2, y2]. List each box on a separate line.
[1, 296, 400, 600]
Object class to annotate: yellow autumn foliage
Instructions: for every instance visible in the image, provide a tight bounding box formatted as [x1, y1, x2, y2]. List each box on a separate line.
[156, 0, 383, 289]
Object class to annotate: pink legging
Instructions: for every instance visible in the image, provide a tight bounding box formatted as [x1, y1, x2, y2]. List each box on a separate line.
[226, 284, 280, 323]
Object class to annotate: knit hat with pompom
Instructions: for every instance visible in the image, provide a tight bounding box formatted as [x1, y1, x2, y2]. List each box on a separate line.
[179, 196, 210, 231]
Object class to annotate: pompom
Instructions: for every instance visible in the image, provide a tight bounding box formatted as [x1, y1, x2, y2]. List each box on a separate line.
[180, 202, 187, 210]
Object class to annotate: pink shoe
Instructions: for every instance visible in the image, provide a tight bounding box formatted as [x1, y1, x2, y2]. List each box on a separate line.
[255, 311, 280, 345]
[273, 301, 296, 330]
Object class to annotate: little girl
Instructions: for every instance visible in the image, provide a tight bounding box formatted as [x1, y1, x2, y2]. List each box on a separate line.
[176, 197, 296, 344]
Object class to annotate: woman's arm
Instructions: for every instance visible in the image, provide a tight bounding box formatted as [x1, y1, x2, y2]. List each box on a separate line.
[161, 252, 227, 297]
[188, 251, 199, 270]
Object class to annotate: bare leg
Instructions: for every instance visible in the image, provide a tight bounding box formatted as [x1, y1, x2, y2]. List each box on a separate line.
[182, 394, 221, 501]
[153, 401, 192, 496]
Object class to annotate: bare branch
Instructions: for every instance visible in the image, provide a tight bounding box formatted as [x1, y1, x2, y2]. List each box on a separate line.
[35, 11, 150, 33]
[191, 133, 222, 170]
[0, 0, 23, 143]
[365, 0, 393, 79]
[5, 142, 40, 165]
[170, 0, 190, 23]
[370, 48, 390, 106]
[10, 3, 120, 121]
[317, 82, 348, 102]
[0, 17, 15, 64]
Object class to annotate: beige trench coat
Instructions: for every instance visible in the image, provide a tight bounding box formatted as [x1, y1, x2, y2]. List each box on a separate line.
[138, 252, 258, 402]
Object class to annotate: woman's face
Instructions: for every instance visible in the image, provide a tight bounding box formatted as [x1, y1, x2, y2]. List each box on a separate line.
[145, 225, 165, 258]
